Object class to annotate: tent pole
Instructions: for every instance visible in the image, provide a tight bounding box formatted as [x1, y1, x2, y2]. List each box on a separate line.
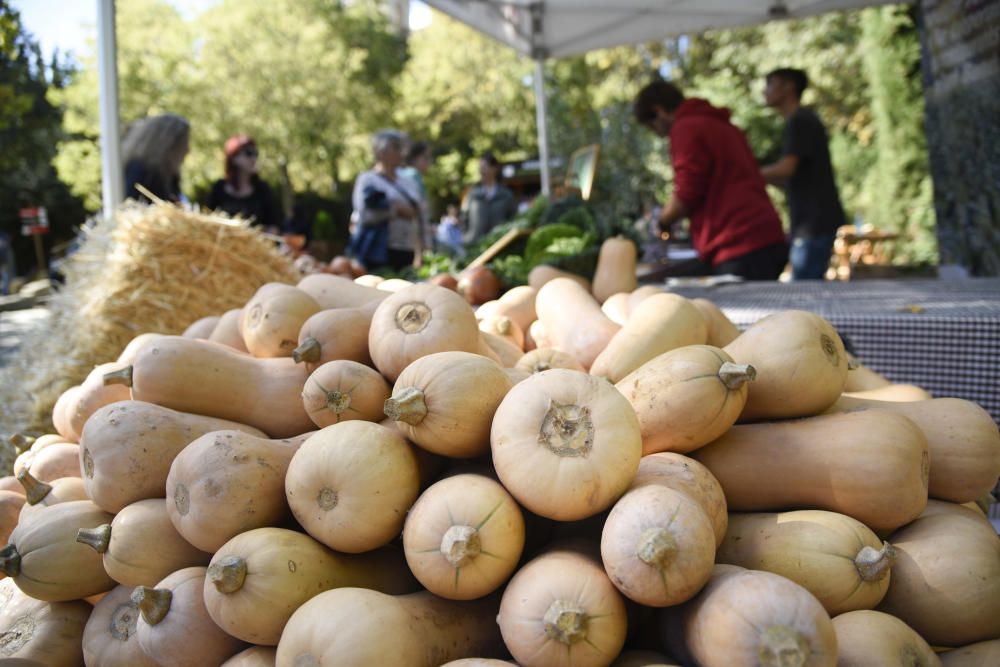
[97, 0, 123, 214]
[533, 58, 551, 197]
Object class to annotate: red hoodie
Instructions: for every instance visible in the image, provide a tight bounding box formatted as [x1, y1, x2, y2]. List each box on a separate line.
[670, 98, 786, 266]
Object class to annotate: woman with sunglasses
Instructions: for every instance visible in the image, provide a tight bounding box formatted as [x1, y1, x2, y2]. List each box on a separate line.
[206, 134, 280, 233]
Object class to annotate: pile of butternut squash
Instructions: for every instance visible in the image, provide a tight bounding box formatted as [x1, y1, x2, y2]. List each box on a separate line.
[3, 243, 999, 667]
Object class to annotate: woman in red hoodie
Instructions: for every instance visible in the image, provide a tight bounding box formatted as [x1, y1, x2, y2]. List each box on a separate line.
[635, 80, 789, 280]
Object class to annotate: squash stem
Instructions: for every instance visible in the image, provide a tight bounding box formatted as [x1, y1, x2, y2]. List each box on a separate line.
[543, 600, 589, 645]
[103, 366, 134, 387]
[759, 625, 809, 667]
[207, 556, 248, 594]
[496, 317, 512, 335]
[636, 527, 677, 569]
[384, 387, 428, 425]
[440, 525, 481, 568]
[76, 524, 112, 554]
[854, 541, 895, 582]
[8, 433, 33, 453]
[16, 469, 53, 505]
[292, 337, 321, 364]
[718, 362, 756, 390]
[0, 544, 21, 577]
[132, 586, 172, 625]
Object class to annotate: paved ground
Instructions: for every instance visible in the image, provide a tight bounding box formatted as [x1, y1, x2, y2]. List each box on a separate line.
[0, 306, 50, 368]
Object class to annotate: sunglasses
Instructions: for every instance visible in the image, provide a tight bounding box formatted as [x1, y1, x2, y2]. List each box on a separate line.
[240, 147, 258, 158]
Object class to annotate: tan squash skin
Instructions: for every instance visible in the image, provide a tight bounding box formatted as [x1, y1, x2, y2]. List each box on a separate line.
[116, 332, 165, 365]
[1, 499, 116, 601]
[498, 547, 628, 667]
[403, 474, 525, 600]
[166, 430, 311, 553]
[354, 274, 384, 288]
[601, 483, 716, 607]
[68, 362, 132, 438]
[612, 650, 680, 667]
[939, 640, 1000, 666]
[661, 565, 837, 667]
[832, 610, 940, 667]
[877, 509, 1000, 647]
[182, 315, 221, 339]
[386, 351, 513, 459]
[516, 347, 585, 374]
[17, 473, 87, 523]
[441, 661, 518, 667]
[80, 400, 267, 513]
[76, 498, 211, 587]
[24, 442, 81, 481]
[844, 383, 932, 401]
[302, 360, 390, 428]
[285, 421, 421, 553]
[112, 335, 314, 438]
[828, 396, 1000, 503]
[591, 294, 708, 383]
[296, 273, 388, 309]
[479, 315, 525, 349]
[724, 310, 849, 421]
[276, 588, 504, 667]
[689, 298, 740, 348]
[0, 578, 92, 667]
[527, 265, 591, 292]
[222, 646, 278, 666]
[717, 510, 894, 615]
[368, 283, 483, 382]
[209, 308, 250, 352]
[592, 236, 638, 303]
[204, 527, 418, 645]
[627, 285, 663, 312]
[694, 410, 929, 533]
[0, 491, 25, 545]
[82, 584, 160, 667]
[504, 366, 531, 385]
[0, 476, 22, 494]
[377, 277, 416, 292]
[616, 345, 755, 455]
[481, 331, 524, 367]
[601, 292, 631, 325]
[134, 567, 246, 667]
[489, 284, 537, 332]
[491, 369, 642, 521]
[535, 278, 620, 370]
[28, 434, 69, 452]
[525, 318, 552, 350]
[633, 453, 728, 547]
[292, 301, 379, 371]
[240, 283, 322, 358]
[843, 353, 891, 391]
[51, 384, 83, 442]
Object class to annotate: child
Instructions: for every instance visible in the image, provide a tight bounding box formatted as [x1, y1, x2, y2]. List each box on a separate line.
[435, 204, 465, 257]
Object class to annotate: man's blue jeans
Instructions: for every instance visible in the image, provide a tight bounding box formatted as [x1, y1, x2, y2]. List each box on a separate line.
[790, 234, 836, 280]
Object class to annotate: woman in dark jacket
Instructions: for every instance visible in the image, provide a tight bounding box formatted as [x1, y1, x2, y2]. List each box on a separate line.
[461, 152, 518, 245]
[206, 134, 279, 232]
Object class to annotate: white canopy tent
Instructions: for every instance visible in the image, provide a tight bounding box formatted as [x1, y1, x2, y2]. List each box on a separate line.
[423, 0, 899, 194]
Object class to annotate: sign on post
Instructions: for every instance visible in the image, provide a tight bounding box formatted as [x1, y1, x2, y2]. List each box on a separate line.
[19, 207, 50, 236]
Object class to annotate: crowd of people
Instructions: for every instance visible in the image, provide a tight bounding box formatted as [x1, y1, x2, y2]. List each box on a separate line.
[118, 65, 842, 280]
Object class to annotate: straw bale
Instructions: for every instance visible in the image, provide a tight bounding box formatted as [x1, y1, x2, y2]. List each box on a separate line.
[0, 201, 299, 463]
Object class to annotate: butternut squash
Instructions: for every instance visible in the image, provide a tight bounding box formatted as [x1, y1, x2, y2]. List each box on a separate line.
[354, 273, 383, 288]
[479, 315, 524, 350]
[724, 310, 849, 420]
[504, 366, 531, 385]
[591, 294, 707, 382]
[276, 588, 504, 667]
[481, 331, 524, 367]
[612, 651, 680, 667]
[51, 385, 82, 442]
[592, 236, 638, 303]
[832, 610, 940, 667]
[134, 567, 246, 667]
[67, 362, 132, 438]
[296, 273, 388, 309]
[378, 277, 416, 292]
[717, 510, 894, 615]
[627, 285, 663, 312]
[302, 360, 389, 428]
[204, 527, 417, 645]
[633, 453, 728, 547]
[0, 578, 92, 667]
[525, 318, 551, 350]
[528, 265, 590, 292]
[209, 308, 250, 352]
[940, 640, 1000, 666]
[82, 584, 160, 667]
[106, 336, 313, 438]
[385, 351, 512, 458]
[660, 565, 837, 667]
[80, 400, 266, 513]
[223, 646, 278, 666]
[240, 283, 322, 358]
[515, 347, 585, 374]
[1, 499, 116, 600]
[601, 292, 631, 325]
[616, 345, 754, 455]
[694, 409, 929, 533]
[403, 474, 524, 600]
[877, 508, 1000, 646]
[285, 421, 421, 553]
[16, 472, 87, 523]
[0, 490, 25, 545]
[844, 383, 932, 402]
[76, 498, 210, 587]
[498, 546, 628, 667]
[535, 278, 621, 370]
[843, 353, 891, 392]
[0, 476, 21, 494]
[489, 284, 537, 332]
[690, 298, 740, 347]
[601, 483, 716, 607]
[117, 331, 165, 365]
[828, 396, 1000, 503]
[23, 443, 81, 481]
[24, 434, 68, 452]
[167, 430, 311, 553]
[491, 369, 641, 521]
[292, 301, 379, 371]
[182, 315, 221, 339]
[441, 661, 517, 667]
[368, 283, 482, 382]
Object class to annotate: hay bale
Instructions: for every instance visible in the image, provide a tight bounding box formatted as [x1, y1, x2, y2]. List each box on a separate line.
[0, 202, 299, 458]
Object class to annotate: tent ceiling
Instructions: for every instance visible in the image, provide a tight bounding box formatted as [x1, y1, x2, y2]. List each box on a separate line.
[423, 0, 900, 59]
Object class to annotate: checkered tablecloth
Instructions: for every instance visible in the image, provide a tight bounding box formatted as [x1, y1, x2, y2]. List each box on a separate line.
[664, 279, 1000, 423]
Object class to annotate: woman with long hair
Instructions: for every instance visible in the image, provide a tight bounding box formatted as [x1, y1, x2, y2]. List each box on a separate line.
[461, 152, 517, 245]
[122, 113, 190, 204]
[206, 134, 279, 232]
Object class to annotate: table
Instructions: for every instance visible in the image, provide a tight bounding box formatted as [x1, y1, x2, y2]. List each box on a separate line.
[663, 278, 1000, 422]
[833, 229, 900, 280]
